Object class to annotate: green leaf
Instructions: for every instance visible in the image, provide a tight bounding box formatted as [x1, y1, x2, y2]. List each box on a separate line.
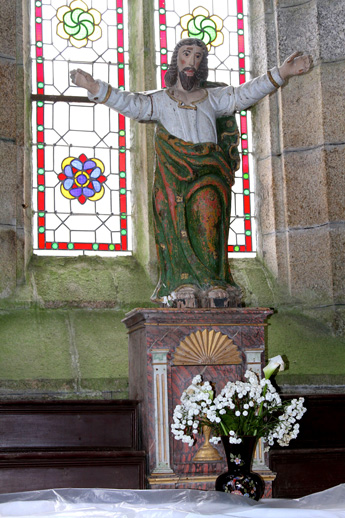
[188, 19, 202, 37]
[202, 32, 211, 45]
[64, 24, 80, 36]
[81, 20, 94, 36]
[203, 26, 217, 42]
[71, 8, 84, 24]
[63, 11, 75, 27]
[74, 24, 88, 40]
[79, 12, 94, 23]
[194, 15, 205, 31]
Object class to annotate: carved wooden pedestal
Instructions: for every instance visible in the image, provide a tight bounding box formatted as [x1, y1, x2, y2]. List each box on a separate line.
[122, 308, 275, 496]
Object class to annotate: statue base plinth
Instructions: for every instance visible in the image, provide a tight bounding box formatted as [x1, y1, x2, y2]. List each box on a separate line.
[122, 308, 275, 496]
[147, 471, 275, 497]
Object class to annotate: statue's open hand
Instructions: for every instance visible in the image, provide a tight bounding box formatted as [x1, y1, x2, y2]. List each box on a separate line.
[279, 52, 312, 80]
[70, 69, 100, 95]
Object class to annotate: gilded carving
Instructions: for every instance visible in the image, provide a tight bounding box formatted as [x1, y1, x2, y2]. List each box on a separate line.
[173, 329, 241, 365]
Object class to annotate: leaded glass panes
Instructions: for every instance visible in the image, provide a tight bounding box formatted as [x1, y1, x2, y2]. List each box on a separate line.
[31, 0, 131, 255]
[155, 0, 256, 256]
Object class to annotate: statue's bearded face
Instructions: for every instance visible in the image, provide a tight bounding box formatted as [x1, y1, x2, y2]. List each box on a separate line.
[177, 45, 204, 91]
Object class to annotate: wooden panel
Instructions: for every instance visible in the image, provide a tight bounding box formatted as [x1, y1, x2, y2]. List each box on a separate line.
[0, 401, 140, 451]
[0, 401, 146, 493]
[270, 448, 345, 498]
[270, 394, 345, 498]
[0, 451, 146, 493]
[280, 395, 345, 449]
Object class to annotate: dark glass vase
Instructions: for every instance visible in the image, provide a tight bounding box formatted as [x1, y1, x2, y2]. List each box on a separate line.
[215, 436, 265, 501]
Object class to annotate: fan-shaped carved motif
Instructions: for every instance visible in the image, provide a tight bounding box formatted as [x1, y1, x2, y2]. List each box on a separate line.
[173, 329, 241, 365]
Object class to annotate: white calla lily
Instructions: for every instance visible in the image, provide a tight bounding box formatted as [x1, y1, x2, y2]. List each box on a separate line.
[263, 355, 285, 379]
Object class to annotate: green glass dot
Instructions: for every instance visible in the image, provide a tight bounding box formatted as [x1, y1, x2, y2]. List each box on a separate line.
[119, 130, 125, 136]
[37, 82, 44, 88]
[234, 245, 240, 251]
[93, 244, 99, 250]
[67, 243, 74, 249]
[38, 144, 44, 149]
[160, 24, 166, 30]
[161, 48, 167, 55]
[120, 188, 126, 194]
[37, 101, 44, 107]
[161, 64, 168, 70]
[38, 212, 45, 217]
[243, 173, 249, 179]
[119, 147, 125, 153]
[121, 214, 126, 219]
[38, 226, 44, 233]
[245, 230, 251, 236]
[109, 244, 115, 251]
[240, 68, 245, 74]
[36, 0, 42, 5]
[117, 8, 123, 13]
[36, 41, 43, 48]
[239, 52, 245, 58]
[242, 133, 247, 139]
[243, 149, 248, 155]
[238, 13, 244, 19]
[240, 110, 246, 116]
[118, 63, 124, 69]
[37, 168, 44, 174]
[120, 172, 126, 178]
[244, 189, 250, 195]
[245, 214, 251, 220]
[119, 85, 125, 90]
[118, 23, 123, 29]
[52, 242, 58, 250]
[121, 229, 127, 235]
[38, 185, 45, 192]
[238, 29, 244, 35]
[159, 8, 165, 14]
[36, 17, 42, 23]
[37, 125, 44, 131]
[37, 57, 43, 64]
[118, 46, 124, 53]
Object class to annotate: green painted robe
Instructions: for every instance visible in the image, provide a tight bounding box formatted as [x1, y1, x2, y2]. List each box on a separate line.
[151, 121, 239, 302]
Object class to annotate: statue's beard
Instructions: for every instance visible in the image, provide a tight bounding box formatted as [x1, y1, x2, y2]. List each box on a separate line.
[179, 69, 198, 91]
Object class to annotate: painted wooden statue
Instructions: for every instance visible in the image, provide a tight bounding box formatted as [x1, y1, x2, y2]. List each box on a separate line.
[71, 39, 311, 308]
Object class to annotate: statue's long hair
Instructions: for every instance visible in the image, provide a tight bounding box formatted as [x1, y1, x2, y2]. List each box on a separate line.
[164, 38, 209, 87]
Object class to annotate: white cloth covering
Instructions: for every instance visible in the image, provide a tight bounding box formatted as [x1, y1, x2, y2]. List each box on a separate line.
[88, 68, 284, 145]
[1, 486, 345, 518]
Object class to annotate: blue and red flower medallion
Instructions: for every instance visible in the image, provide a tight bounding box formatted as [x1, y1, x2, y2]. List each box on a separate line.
[58, 154, 106, 205]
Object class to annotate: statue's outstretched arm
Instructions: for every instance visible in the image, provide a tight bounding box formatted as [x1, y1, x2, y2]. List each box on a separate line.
[278, 51, 312, 80]
[70, 69, 99, 96]
[71, 69, 157, 122]
[213, 50, 311, 115]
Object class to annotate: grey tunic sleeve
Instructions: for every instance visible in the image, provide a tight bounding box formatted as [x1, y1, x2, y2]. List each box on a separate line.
[209, 67, 285, 117]
[88, 80, 159, 121]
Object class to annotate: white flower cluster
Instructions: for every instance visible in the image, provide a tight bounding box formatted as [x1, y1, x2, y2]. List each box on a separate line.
[171, 371, 307, 450]
[205, 370, 284, 444]
[171, 375, 215, 446]
[265, 396, 306, 448]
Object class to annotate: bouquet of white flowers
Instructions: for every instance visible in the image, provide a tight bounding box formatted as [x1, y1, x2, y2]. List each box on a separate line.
[171, 356, 306, 449]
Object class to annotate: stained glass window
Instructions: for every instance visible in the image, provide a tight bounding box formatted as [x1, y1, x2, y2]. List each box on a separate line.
[155, 0, 256, 256]
[31, 0, 131, 255]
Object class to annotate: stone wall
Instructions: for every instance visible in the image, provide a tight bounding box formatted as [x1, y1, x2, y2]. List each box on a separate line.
[0, 0, 31, 298]
[250, 0, 345, 333]
[0, 0, 343, 400]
